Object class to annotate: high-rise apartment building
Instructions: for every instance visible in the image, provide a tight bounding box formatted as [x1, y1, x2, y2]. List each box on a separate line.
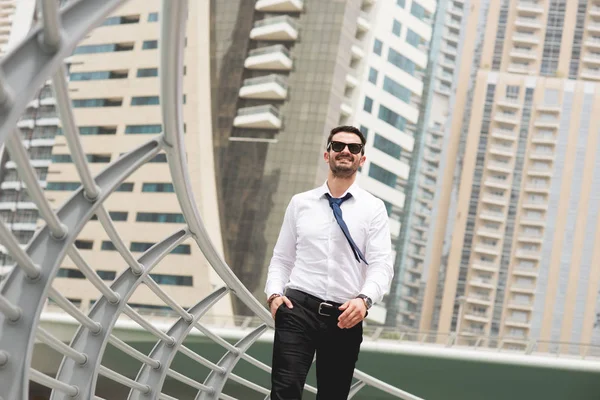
[403, 0, 600, 351]
[350, 0, 436, 323]
[210, 0, 436, 317]
[2, 0, 232, 317]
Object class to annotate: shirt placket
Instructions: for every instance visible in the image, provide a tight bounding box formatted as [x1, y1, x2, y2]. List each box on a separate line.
[325, 204, 337, 301]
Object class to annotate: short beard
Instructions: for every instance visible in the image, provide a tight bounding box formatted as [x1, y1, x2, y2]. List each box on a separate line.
[329, 155, 359, 178]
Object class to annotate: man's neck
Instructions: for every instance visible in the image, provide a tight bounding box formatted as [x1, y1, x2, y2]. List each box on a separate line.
[326, 174, 356, 198]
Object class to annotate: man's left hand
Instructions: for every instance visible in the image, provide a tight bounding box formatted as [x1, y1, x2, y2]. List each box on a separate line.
[337, 298, 366, 329]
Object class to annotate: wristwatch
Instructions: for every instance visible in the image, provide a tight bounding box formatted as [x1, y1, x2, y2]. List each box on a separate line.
[267, 293, 281, 307]
[356, 294, 373, 310]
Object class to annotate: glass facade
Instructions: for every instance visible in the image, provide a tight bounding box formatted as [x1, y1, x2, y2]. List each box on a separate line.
[211, 0, 360, 314]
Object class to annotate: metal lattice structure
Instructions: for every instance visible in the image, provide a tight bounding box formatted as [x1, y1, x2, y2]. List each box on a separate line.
[0, 1, 422, 399]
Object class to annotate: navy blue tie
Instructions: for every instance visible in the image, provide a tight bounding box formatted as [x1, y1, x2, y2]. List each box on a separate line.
[325, 193, 368, 264]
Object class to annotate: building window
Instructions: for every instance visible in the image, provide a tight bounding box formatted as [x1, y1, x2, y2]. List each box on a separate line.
[142, 183, 175, 193]
[73, 43, 134, 54]
[137, 68, 158, 78]
[360, 125, 369, 139]
[125, 124, 162, 134]
[56, 268, 85, 279]
[392, 20, 402, 36]
[70, 71, 128, 81]
[388, 48, 420, 76]
[74, 240, 93, 250]
[130, 242, 190, 255]
[378, 105, 407, 132]
[46, 182, 80, 191]
[142, 40, 158, 50]
[136, 212, 185, 223]
[368, 67, 379, 84]
[397, 0, 405, 8]
[373, 38, 383, 56]
[97, 270, 116, 280]
[506, 85, 520, 100]
[72, 98, 123, 108]
[171, 245, 191, 255]
[131, 96, 159, 106]
[91, 211, 128, 221]
[116, 183, 134, 192]
[148, 12, 159, 22]
[101, 241, 117, 251]
[373, 134, 403, 159]
[102, 15, 140, 26]
[410, 2, 431, 22]
[87, 154, 111, 163]
[363, 96, 374, 113]
[148, 154, 167, 163]
[79, 126, 117, 135]
[383, 76, 411, 103]
[406, 29, 423, 48]
[51, 154, 72, 163]
[368, 163, 398, 188]
[150, 273, 193, 286]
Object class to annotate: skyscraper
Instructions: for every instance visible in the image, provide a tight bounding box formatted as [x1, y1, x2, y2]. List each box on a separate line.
[7, 0, 233, 318]
[210, 0, 435, 316]
[404, 0, 600, 352]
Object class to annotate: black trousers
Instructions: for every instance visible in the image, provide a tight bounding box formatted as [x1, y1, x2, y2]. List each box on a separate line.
[270, 289, 363, 400]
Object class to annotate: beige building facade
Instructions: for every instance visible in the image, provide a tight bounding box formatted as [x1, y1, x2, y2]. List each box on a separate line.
[417, 0, 600, 350]
[40, 0, 232, 318]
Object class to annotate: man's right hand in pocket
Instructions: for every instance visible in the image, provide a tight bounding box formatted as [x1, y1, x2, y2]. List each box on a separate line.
[270, 295, 293, 320]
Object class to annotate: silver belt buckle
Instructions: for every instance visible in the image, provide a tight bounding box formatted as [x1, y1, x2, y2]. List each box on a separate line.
[318, 302, 333, 316]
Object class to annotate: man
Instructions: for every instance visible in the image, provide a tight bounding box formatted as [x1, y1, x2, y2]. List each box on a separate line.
[265, 126, 394, 399]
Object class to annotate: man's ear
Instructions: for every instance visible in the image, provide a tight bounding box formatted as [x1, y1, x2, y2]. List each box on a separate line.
[324, 151, 330, 163]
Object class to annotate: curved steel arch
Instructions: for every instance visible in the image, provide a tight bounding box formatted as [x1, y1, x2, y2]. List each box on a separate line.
[0, 1, 422, 399]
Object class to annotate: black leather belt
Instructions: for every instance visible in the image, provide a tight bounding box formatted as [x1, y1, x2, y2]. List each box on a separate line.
[285, 288, 343, 319]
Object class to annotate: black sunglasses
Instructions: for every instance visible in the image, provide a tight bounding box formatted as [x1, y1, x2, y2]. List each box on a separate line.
[327, 141, 363, 154]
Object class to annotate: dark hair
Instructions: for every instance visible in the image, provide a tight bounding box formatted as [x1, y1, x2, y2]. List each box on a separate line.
[326, 126, 366, 152]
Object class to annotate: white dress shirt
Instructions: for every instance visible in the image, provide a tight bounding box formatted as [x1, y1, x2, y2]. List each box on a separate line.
[265, 181, 394, 304]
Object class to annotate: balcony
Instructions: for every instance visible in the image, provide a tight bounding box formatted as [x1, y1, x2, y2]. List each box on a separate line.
[464, 312, 489, 323]
[497, 98, 521, 110]
[466, 293, 492, 305]
[521, 200, 547, 210]
[244, 45, 293, 70]
[512, 33, 540, 45]
[357, 11, 371, 32]
[239, 74, 288, 100]
[480, 210, 505, 222]
[507, 63, 535, 75]
[494, 112, 519, 125]
[255, 0, 303, 12]
[340, 102, 353, 117]
[529, 151, 554, 161]
[531, 134, 555, 144]
[515, 17, 542, 30]
[504, 318, 530, 328]
[580, 68, 600, 81]
[491, 130, 517, 141]
[487, 161, 512, 174]
[474, 244, 500, 256]
[250, 16, 299, 41]
[233, 105, 282, 129]
[590, 5, 600, 17]
[582, 53, 600, 65]
[510, 48, 537, 61]
[589, 23, 600, 34]
[351, 44, 365, 60]
[533, 118, 560, 129]
[472, 262, 498, 273]
[345, 74, 358, 88]
[445, 30, 460, 43]
[470, 277, 495, 289]
[481, 194, 508, 207]
[442, 43, 458, 56]
[507, 300, 533, 310]
[485, 177, 510, 190]
[515, 250, 540, 260]
[517, 1, 544, 14]
[524, 182, 549, 193]
[536, 104, 561, 113]
[512, 266, 538, 277]
[585, 37, 600, 49]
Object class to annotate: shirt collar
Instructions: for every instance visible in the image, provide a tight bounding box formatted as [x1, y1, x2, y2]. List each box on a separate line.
[317, 181, 360, 200]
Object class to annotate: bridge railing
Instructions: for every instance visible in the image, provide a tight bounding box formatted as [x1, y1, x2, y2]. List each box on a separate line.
[0, 1, 422, 399]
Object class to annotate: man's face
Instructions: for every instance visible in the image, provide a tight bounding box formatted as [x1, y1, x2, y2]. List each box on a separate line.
[324, 132, 366, 178]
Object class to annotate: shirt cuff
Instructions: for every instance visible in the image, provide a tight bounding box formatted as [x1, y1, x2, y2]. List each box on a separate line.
[359, 286, 380, 305]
